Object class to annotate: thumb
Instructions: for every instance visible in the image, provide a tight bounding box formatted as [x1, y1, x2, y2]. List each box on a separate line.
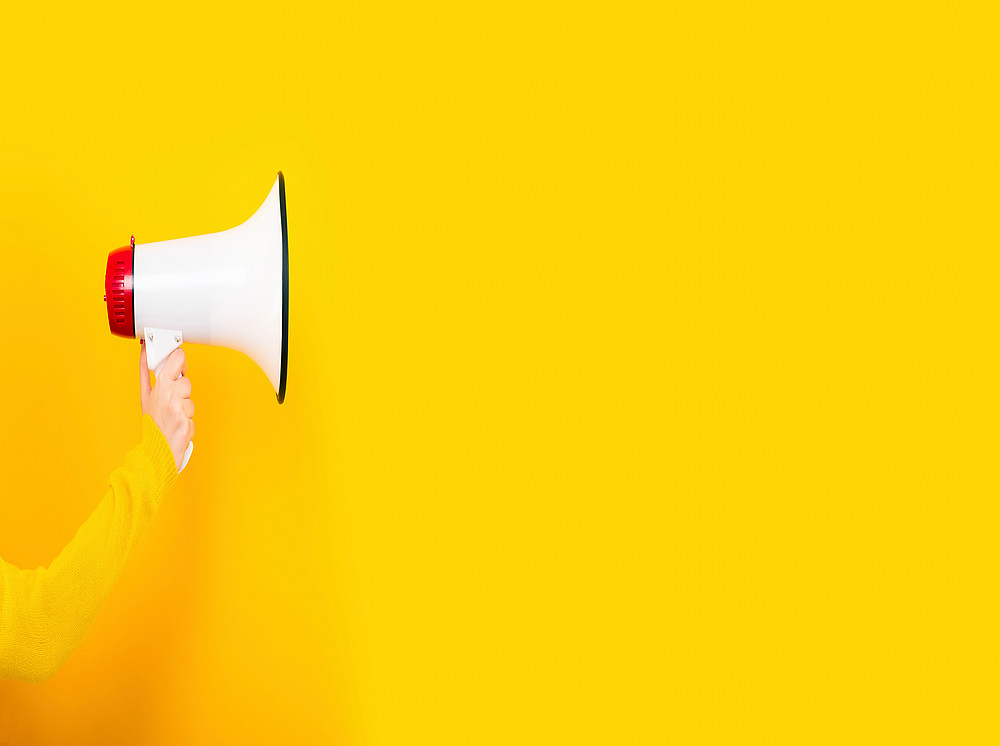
[139, 340, 152, 412]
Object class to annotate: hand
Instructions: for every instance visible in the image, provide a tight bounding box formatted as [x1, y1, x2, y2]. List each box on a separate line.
[139, 342, 195, 471]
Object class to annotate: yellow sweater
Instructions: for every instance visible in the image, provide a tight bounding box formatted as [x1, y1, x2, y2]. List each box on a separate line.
[0, 415, 178, 682]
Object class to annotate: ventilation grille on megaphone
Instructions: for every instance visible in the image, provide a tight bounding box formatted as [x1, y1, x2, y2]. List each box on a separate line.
[109, 259, 127, 325]
[104, 243, 135, 338]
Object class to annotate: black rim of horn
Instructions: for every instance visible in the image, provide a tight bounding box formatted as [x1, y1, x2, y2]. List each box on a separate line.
[277, 171, 289, 404]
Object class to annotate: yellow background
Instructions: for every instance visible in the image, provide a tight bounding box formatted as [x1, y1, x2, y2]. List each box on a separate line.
[0, 1, 995, 744]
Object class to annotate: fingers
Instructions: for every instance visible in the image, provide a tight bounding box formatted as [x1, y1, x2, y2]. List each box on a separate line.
[139, 341, 152, 412]
[181, 399, 195, 419]
[174, 376, 193, 399]
[160, 348, 187, 381]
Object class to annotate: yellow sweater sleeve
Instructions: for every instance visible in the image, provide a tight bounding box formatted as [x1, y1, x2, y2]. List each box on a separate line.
[0, 415, 178, 682]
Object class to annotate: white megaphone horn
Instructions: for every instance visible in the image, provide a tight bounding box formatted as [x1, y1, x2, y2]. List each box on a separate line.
[104, 172, 289, 472]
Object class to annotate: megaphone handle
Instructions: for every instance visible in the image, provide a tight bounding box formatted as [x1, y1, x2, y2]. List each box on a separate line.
[145, 327, 194, 474]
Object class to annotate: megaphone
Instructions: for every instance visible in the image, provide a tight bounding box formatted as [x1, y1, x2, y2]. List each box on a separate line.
[103, 172, 289, 470]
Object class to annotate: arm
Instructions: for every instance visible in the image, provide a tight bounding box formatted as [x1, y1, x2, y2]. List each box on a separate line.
[0, 416, 177, 682]
[0, 344, 194, 683]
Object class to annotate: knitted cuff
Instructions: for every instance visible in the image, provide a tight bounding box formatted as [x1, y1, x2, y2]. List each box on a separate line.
[135, 414, 179, 506]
